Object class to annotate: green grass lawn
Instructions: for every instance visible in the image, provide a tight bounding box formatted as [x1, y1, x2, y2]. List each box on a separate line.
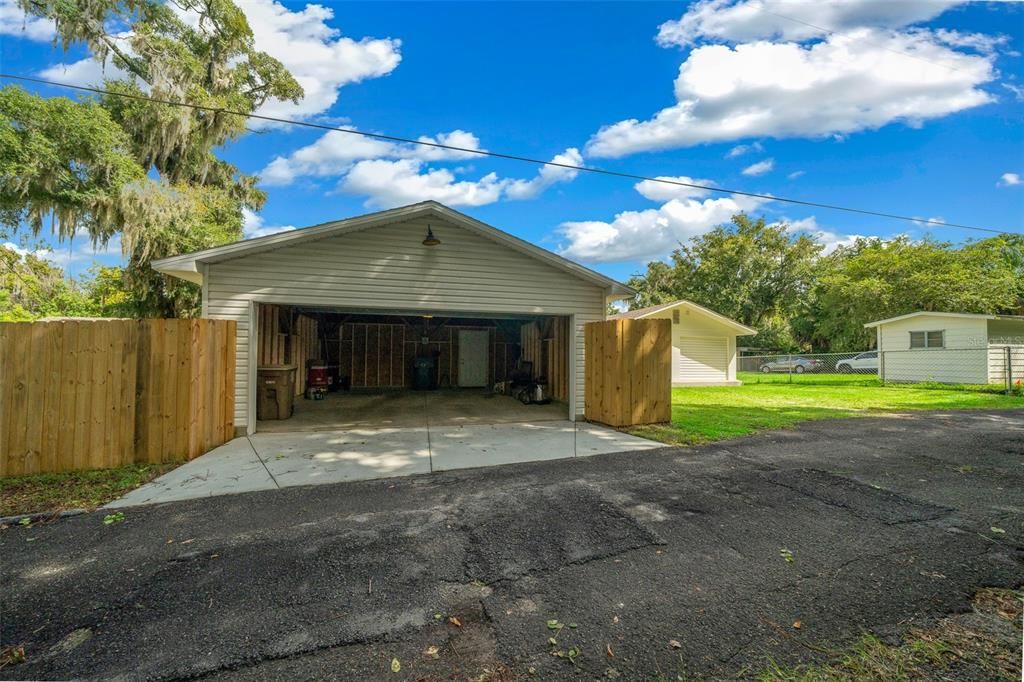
[0, 463, 179, 518]
[629, 381, 1022, 446]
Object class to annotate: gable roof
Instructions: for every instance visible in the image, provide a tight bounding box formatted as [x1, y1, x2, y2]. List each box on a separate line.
[152, 201, 635, 297]
[863, 311, 1024, 328]
[610, 300, 757, 335]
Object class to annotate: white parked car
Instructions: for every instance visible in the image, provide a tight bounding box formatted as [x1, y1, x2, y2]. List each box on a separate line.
[836, 351, 879, 374]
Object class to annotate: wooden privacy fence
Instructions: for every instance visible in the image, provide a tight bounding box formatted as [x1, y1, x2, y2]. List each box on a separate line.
[0, 319, 236, 477]
[584, 318, 671, 427]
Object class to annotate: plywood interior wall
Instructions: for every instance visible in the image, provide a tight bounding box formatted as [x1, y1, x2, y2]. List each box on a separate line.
[257, 304, 320, 396]
[337, 320, 521, 389]
[520, 318, 570, 402]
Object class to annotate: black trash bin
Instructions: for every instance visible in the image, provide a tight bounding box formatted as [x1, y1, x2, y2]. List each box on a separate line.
[412, 356, 437, 390]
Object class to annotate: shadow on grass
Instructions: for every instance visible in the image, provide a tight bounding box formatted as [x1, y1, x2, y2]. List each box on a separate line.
[629, 403, 859, 446]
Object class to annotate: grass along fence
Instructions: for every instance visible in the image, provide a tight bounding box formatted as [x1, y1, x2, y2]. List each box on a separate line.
[1, 319, 236, 477]
[739, 347, 1022, 393]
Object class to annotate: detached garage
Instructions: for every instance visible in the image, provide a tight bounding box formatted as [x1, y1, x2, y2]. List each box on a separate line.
[153, 201, 635, 435]
[611, 300, 756, 386]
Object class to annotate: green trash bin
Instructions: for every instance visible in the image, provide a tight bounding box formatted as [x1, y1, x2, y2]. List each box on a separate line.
[412, 356, 436, 390]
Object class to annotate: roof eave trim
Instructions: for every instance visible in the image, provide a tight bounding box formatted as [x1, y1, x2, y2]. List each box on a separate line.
[633, 300, 757, 335]
[863, 311, 1001, 328]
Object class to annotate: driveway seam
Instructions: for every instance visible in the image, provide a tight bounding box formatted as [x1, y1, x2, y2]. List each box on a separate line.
[247, 436, 281, 489]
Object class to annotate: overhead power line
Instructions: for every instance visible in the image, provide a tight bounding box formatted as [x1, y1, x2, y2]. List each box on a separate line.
[0, 73, 1017, 236]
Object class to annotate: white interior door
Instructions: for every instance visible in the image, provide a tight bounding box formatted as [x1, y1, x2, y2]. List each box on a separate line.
[458, 329, 490, 387]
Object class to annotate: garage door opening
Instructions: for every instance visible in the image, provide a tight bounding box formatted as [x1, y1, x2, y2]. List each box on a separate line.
[253, 304, 572, 433]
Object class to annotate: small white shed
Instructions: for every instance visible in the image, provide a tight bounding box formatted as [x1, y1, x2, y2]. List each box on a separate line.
[865, 311, 1024, 385]
[611, 301, 756, 386]
[153, 201, 635, 434]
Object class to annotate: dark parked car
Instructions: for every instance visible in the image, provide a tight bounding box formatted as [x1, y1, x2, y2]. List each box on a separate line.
[759, 357, 822, 374]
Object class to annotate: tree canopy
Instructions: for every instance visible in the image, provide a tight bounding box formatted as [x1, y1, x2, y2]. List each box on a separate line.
[627, 214, 822, 350]
[627, 215, 1024, 352]
[1, 0, 302, 316]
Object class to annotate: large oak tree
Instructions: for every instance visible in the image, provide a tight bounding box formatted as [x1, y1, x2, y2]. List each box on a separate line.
[1, 0, 302, 316]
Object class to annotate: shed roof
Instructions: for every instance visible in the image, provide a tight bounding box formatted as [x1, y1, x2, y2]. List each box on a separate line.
[610, 300, 757, 335]
[151, 201, 635, 297]
[863, 311, 1024, 328]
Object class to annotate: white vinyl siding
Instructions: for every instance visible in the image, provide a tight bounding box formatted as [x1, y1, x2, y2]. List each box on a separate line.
[677, 336, 729, 383]
[988, 345, 1024, 384]
[635, 304, 744, 385]
[878, 315, 987, 352]
[204, 217, 607, 429]
[876, 315, 990, 384]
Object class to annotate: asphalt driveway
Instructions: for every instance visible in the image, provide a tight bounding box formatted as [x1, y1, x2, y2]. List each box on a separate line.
[2, 410, 1022, 680]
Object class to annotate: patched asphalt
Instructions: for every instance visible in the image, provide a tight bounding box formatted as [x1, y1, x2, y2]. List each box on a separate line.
[2, 410, 1022, 680]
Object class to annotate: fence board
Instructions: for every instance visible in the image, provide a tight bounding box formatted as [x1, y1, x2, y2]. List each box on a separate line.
[584, 319, 671, 427]
[0, 319, 236, 476]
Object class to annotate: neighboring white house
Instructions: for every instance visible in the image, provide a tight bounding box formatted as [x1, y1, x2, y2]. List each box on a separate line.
[610, 301, 756, 386]
[153, 201, 635, 434]
[864, 311, 1024, 385]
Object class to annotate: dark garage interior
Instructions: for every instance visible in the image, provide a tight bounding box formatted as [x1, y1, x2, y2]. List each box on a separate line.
[254, 303, 572, 431]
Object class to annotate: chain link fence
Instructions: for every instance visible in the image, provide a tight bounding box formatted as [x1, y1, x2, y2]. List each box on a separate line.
[739, 346, 1023, 394]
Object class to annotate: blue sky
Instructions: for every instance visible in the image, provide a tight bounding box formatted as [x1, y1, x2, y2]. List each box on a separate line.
[2, 0, 1022, 282]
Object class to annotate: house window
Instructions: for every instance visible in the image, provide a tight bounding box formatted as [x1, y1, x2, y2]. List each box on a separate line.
[909, 330, 944, 349]
[672, 309, 680, 324]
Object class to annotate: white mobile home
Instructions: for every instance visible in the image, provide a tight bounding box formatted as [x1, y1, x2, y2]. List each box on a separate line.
[865, 312, 1024, 385]
[153, 201, 635, 435]
[611, 301, 756, 386]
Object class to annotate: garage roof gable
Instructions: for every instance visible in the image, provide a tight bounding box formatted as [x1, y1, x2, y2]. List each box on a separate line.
[152, 201, 635, 297]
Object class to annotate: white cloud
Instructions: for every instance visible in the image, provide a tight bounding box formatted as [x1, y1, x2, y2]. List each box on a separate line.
[1003, 83, 1024, 102]
[340, 159, 506, 208]
[411, 131, 487, 162]
[31, 0, 400, 122]
[2, 241, 50, 260]
[726, 141, 763, 158]
[998, 172, 1021, 187]
[778, 216, 862, 254]
[265, 124, 580, 207]
[504, 148, 583, 200]
[787, 170, 805, 180]
[260, 128, 483, 186]
[558, 193, 769, 262]
[38, 52, 134, 87]
[236, 0, 401, 121]
[741, 158, 774, 176]
[555, 172, 866, 262]
[0, 0, 54, 41]
[4, 233, 123, 270]
[633, 176, 715, 202]
[242, 209, 297, 239]
[260, 129, 402, 185]
[932, 28, 1009, 54]
[656, 0, 965, 47]
[586, 28, 996, 158]
[338, 147, 582, 209]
